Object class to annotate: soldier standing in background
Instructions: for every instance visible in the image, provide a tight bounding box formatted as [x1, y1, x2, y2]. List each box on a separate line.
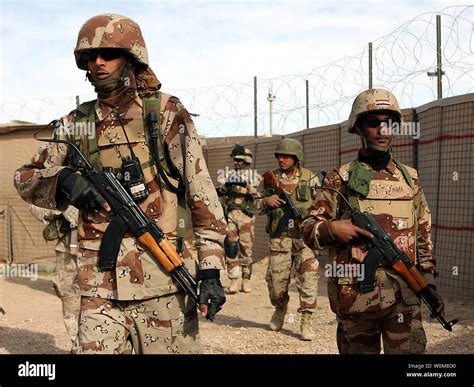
[301, 89, 443, 354]
[255, 138, 320, 341]
[217, 145, 262, 294]
[30, 204, 81, 347]
[15, 13, 226, 354]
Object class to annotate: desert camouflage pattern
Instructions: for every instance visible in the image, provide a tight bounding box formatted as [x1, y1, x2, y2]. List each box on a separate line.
[14, 93, 226, 301]
[266, 237, 320, 313]
[53, 250, 81, 344]
[225, 210, 255, 279]
[255, 167, 319, 238]
[217, 167, 261, 279]
[73, 292, 201, 354]
[335, 297, 426, 354]
[348, 88, 402, 133]
[29, 204, 81, 344]
[74, 13, 149, 69]
[255, 167, 320, 312]
[217, 167, 262, 215]
[302, 157, 435, 353]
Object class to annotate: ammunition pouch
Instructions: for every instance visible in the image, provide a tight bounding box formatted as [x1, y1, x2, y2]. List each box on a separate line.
[42, 216, 72, 242]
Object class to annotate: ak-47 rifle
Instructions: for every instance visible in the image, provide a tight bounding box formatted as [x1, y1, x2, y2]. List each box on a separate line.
[314, 172, 458, 331]
[262, 170, 302, 235]
[35, 121, 216, 321]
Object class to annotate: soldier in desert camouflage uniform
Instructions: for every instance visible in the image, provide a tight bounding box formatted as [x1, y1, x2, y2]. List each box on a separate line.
[302, 89, 444, 354]
[216, 145, 262, 294]
[255, 139, 320, 341]
[29, 204, 81, 346]
[14, 14, 226, 354]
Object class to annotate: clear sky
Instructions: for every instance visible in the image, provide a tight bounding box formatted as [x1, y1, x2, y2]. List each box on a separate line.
[0, 0, 471, 136]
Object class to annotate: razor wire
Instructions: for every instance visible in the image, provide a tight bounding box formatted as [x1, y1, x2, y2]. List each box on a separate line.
[1, 5, 472, 137]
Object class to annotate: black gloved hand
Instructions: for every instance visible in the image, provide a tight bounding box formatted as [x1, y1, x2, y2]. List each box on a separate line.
[57, 169, 108, 213]
[198, 269, 226, 320]
[427, 284, 445, 318]
[216, 186, 226, 197]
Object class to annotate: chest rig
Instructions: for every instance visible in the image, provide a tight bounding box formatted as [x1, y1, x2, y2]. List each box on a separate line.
[224, 170, 256, 217]
[343, 159, 418, 263]
[71, 92, 187, 251]
[265, 167, 313, 238]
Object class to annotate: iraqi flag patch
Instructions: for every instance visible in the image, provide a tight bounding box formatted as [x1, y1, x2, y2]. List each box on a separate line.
[374, 99, 391, 106]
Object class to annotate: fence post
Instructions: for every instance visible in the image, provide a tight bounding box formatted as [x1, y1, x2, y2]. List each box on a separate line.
[427, 15, 445, 100]
[7, 201, 13, 264]
[306, 80, 310, 129]
[253, 76, 258, 165]
[368, 42, 373, 89]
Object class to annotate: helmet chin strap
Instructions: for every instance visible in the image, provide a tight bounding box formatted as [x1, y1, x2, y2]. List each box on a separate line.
[354, 125, 392, 154]
[87, 60, 131, 91]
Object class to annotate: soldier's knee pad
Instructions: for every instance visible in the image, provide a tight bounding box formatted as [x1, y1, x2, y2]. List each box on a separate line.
[224, 237, 239, 259]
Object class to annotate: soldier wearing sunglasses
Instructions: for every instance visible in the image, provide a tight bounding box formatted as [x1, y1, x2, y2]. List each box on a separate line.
[302, 89, 442, 354]
[14, 14, 227, 354]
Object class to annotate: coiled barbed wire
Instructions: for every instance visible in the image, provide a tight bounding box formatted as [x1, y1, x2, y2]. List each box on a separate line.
[1, 5, 472, 137]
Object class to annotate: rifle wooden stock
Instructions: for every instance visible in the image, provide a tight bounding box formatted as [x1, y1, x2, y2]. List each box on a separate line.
[312, 182, 458, 331]
[138, 232, 177, 272]
[392, 261, 425, 294]
[263, 170, 282, 194]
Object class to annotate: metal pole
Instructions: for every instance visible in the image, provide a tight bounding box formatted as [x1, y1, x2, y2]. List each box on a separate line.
[7, 202, 12, 264]
[267, 85, 276, 136]
[368, 42, 373, 89]
[427, 15, 444, 99]
[305, 80, 309, 129]
[253, 76, 257, 139]
[253, 76, 258, 166]
[436, 14, 443, 99]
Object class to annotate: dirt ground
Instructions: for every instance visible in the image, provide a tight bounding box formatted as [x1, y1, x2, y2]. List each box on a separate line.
[0, 257, 473, 354]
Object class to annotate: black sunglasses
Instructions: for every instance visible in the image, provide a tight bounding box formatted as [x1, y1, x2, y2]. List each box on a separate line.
[83, 48, 124, 62]
[361, 115, 400, 128]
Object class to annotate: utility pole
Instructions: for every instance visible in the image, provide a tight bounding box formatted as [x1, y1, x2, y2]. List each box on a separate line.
[267, 84, 276, 136]
[427, 15, 445, 99]
[368, 42, 373, 89]
[305, 80, 309, 129]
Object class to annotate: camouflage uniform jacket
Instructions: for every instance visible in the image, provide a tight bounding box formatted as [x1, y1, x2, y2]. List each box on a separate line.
[15, 93, 226, 300]
[255, 167, 318, 238]
[301, 157, 437, 316]
[217, 168, 262, 217]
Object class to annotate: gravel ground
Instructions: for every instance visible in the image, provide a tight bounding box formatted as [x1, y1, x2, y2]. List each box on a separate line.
[1, 257, 473, 354]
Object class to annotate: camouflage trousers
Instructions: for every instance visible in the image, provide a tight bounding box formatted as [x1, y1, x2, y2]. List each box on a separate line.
[72, 292, 202, 354]
[226, 210, 255, 280]
[266, 237, 320, 313]
[336, 301, 427, 354]
[52, 251, 81, 345]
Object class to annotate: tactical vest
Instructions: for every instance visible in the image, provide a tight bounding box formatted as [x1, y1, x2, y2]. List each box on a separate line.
[341, 159, 418, 263]
[330, 159, 422, 315]
[72, 92, 187, 248]
[265, 167, 313, 238]
[224, 170, 257, 217]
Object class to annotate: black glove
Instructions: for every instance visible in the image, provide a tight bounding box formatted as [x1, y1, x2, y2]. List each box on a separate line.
[57, 169, 107, 213]
[198, 269, 226, 320]
[427, 284, 445, 318]
[216, 186, 226, 197]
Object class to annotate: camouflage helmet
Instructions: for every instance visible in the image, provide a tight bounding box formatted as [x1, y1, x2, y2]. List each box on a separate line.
[348, 89, 402, 133]
[274, 138, 303, 162]
[74, 14, 149, 70]
[230, 145, 252, 164]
